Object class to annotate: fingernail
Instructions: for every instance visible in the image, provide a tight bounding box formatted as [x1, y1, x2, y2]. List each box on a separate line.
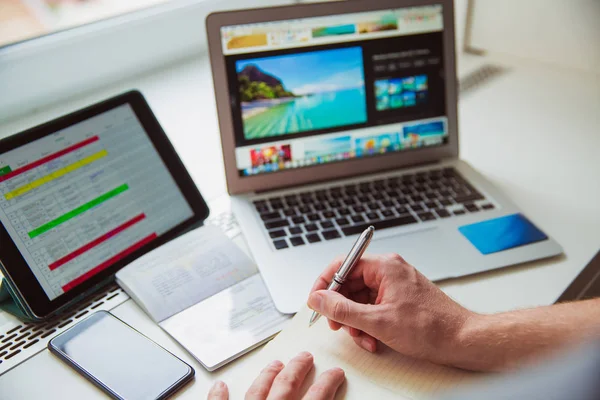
[361, 338, 375, 353]
[270, 360, 283, 369]
[213, 381, 226, 389]
[298, 351, 313, 359]
[308, 292, 322, 312]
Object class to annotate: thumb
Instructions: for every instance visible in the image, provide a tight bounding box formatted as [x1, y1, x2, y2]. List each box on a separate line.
[308, 290, 377, 333]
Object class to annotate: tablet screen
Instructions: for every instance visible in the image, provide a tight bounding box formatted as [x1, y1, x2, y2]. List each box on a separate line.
[0, 104, 194, 301]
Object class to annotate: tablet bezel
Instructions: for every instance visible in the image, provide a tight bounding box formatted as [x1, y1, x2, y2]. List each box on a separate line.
[0, 90, 209, 320]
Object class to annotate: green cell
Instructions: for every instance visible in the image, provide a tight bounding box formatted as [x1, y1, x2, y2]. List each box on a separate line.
[28, 184, 129, 238]
[0, 166, 12, 176]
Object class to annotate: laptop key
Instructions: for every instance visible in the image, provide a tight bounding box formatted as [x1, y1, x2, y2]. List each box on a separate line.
[265, 219, 289, 229]
[261, 211, 281, 221]
[368, 203, 380, 210]
[439, 199, 452, 206]
[329, 200, 341, 208]
[435, 209, 451, 218]
[320, 221, 334, 229]
[382, 209, 394, 217]
[342, 215, 418, 236]
[418, 212, 436, 222]
[336, 217, 350, 226]
[306, 233, 321, 243]
[465, 203, 480, 212]
[351, 215, 365, 223]
[481, 203, 495, 210]
[410, 204, 424, 212]
[322, 230, 341, 240]
[305, 224, 319, 232]
[255, 205, 270, 213]
[323, 210, 335, 218]
[271, 202, 285, 210]
[298, 205, 312, 214]
[314, 203, 326, 211]
[290, 236, 305, 246]
[453, 209, 466, 216]
[269, 230, 287, 238]
[424, 201, 437, 209]
[283, 209, 297, 217]
[353, 205, 366, 213]
[289, 226, 303, 235]
[307, 214, 320, 221]
[273, 239, 288, 250]
[454, 193, 484, 203]
[338, 208, 351, 216]
[292, 216, 305, 224]
[366, 212, 379, 220]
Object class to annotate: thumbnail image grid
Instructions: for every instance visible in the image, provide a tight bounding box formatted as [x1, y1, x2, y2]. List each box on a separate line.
[236, 47, 367, 140]
[375, 74, 428, 111]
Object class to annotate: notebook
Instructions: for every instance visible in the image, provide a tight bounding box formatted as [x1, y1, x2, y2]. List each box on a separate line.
[226, 306, 476, 399]
[115, 225, 289, 371]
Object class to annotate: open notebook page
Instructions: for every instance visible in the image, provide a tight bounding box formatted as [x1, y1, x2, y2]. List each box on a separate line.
[115, 225, 256, 322]
[228, 306, 475, 400]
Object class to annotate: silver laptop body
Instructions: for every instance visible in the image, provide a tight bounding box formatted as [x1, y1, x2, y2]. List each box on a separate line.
[206, 0, 562, 313]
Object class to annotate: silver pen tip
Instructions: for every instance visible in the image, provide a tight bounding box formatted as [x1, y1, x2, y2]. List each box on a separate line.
[309, 312, 320, 327]
[368, 225, 375, 232]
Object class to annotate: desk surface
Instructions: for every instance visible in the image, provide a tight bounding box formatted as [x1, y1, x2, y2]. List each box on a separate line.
[1, 53, 599, 398]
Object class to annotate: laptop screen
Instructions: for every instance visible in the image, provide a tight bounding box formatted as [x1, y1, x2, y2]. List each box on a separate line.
[220, 4, 449, 177]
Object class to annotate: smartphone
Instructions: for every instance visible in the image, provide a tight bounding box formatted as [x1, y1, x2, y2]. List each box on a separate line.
[48, 311, 194, 400]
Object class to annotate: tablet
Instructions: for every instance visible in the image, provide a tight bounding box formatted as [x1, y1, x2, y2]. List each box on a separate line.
[0, 91, 209, 320]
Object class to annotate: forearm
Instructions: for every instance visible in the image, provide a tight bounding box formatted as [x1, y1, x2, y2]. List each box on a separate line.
[453, 298, 600, 372]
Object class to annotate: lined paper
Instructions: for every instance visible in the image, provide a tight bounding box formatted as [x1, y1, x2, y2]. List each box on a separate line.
[229, 306, 475, 399]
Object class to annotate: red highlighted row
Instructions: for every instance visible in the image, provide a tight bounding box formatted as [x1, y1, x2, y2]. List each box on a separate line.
[0, 135, 99, 183]
[62, 233, 157, 293]
[49, 213, 146, 271]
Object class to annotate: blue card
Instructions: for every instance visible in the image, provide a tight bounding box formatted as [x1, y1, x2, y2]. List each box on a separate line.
[458, 213, 548, 255]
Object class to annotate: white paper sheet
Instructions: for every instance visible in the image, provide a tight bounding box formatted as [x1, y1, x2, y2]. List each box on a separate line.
[160, 274, 289, 370]
[116, 225, 256, 322]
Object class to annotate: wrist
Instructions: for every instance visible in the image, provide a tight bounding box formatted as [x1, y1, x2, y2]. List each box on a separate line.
[451, 312, 500, 371]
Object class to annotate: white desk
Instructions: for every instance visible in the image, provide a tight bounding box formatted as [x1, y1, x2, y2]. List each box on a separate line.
[1, 53, 599, 398]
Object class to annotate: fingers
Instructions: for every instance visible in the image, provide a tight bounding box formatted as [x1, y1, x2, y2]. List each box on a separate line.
[267, 352, 314, 399]
[308, 290, 380, 335]
[309, 253, 391, 298]
[245, 360, 284, 400]
[352, 333, 377, 353]
[303, 368, 345, 400]
[208, 381, 229, 400]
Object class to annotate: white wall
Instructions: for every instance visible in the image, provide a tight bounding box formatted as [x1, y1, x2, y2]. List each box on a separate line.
[470, 0, 600, 73]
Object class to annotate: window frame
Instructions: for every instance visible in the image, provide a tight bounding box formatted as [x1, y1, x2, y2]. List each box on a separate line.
[0, 0, 294, 124]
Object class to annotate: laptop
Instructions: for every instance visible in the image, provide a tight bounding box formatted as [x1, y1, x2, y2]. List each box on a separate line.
[205, 0, 563, 314]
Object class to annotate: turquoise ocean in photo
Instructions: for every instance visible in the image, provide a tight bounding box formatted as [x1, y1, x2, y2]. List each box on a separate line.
[243, 87, 367, 139]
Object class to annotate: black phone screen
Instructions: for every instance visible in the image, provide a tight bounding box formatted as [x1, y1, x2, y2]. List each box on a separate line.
[48, 311, 194, 400]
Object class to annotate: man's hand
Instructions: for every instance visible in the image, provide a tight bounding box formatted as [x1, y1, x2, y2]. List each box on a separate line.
[307, 253, 475, 368]
[207, 352, 345, 400]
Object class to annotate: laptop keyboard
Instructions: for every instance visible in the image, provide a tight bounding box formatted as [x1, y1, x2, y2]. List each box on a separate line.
[253, 167, 495, 250]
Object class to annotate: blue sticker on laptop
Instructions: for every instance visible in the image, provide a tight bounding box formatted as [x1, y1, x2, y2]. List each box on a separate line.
[458, 213, 548, 255]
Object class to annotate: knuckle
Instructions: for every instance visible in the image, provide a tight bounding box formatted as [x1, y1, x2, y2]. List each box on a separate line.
[331, 299, 348, 322]
[274, 373, 301, 392]
[386, 252, 406, 264]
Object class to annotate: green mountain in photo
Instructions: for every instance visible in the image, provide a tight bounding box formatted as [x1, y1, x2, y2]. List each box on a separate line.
[238, 64, 296, 102]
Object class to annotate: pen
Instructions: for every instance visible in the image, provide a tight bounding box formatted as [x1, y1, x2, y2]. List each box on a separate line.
[309, 225, 375, 327]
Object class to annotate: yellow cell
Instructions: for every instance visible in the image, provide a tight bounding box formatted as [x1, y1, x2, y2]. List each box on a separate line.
[5, 149, 108, 200]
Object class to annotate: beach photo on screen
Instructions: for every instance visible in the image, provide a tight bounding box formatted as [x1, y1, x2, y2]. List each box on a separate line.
[236, 47, 367, 140]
